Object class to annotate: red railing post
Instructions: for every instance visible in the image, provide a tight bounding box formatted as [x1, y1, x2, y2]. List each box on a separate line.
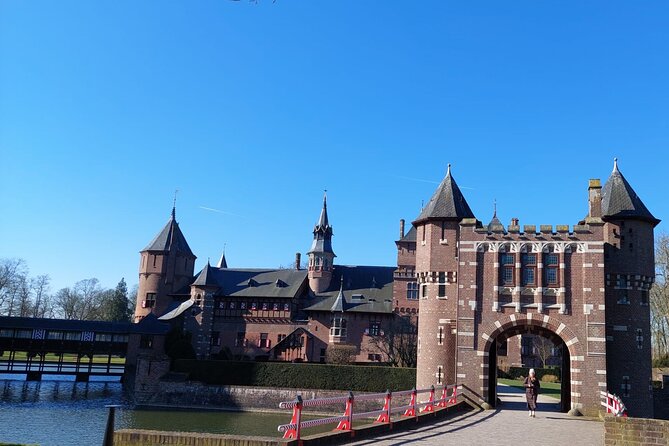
[404, 388, 417, 417]
[335, 391, 354, 431]
[421, 385, 435, 413]
[449, 385, 457, 405]
[437, 385, 448, 408]
[283, 395, 303, 440]
[376, 390, 392, 423]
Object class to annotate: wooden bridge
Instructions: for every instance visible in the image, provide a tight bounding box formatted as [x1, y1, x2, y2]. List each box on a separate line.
[0, 315, 169, 382]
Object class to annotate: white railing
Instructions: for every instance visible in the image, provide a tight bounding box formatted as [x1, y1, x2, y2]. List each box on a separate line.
[600, 390, 627, 417]
[277, 384, 460, 440]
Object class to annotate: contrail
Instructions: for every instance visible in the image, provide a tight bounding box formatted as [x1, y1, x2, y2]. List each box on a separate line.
[199, 206, 245, 218]
[393, 175, 476, 190]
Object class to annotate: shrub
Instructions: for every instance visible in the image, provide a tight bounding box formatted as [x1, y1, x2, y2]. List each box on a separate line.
[541, 374, 559, 383]
[652, 355, 669, 368]
[326, 344, 357, 365]
[173, 360, 416, 392]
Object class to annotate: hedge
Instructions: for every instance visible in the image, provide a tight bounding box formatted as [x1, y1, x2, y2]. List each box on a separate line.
[501, 366, 561, 381]
[173, 360, 416, 392]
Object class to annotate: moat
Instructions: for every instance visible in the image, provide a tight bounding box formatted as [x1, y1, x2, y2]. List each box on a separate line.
[0, 378, 297, 446]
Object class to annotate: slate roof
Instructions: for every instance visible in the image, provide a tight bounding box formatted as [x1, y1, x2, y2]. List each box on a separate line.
[308, 194, 335, 255]
[601, 160, 659, 225]
[158, 299, 194, 321]
[414, 164, 475, 223]
[192, 261, 217, 287]
[399, 226, 417, 243]
[191, 267, 308, 299]
[303, 265, 395, 314]
[143, 209, 195, 256]
[216, 252, 228, 269]
[486, 209, 505, 233]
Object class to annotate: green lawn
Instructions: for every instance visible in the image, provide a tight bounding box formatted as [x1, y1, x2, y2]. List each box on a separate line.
[498, 378, 561, 399]
[0, 351, 126, 364]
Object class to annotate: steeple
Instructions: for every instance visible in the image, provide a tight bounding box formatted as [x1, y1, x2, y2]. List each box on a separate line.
[308, 192, 336, 294]
[216, 245, 228, 269]
[142, 208, 194, 256]
[601, 158, 659, 226]
[413, 164, 475, 224]
[486, 200, 504, 232]
[309, 192, 335, 256]
[331, 276, 347, 312]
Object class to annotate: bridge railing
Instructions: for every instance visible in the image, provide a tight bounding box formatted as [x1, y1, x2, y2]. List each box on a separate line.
[277, 384, 460, 440]
[600, 390, 627, 417]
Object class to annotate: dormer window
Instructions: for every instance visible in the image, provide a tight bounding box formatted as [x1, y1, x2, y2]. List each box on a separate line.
[330, 316, 347, 340]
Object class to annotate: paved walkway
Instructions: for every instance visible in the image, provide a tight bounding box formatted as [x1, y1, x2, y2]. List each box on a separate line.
[348, 385, 604, 446]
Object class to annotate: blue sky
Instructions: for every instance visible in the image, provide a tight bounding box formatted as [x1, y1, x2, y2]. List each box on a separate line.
[1, 1, 667, 293]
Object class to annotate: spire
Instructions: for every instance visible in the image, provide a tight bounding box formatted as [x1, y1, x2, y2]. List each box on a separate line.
[487, 200, 504, 232]
[216, 245, 228, 269]
[172, 189, 178, 220]
[413, 164, 475, 224]
[308, 191, 335, 256]
[601, 158, 659, 226]
[142, 207, 194, 255]
[331, 276, 347, 312]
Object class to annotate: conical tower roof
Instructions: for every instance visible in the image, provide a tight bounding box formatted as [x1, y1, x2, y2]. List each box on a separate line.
[601, 159, 659, 226]
[192, 261, 217, 287]
[331, 277, 347, 312]
[487, 203, 504, 232]
[142, 208, 194, 256]
[413, 164, 475, 224]
[216, 250, 228, 269]
[308, 192, 335, 255]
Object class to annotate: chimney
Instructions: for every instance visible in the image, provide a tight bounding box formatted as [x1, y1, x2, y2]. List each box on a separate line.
[588, 179, 602, 218]
[399, 219, 405, 239]
[295, 252, 301, 270]
[511, 218, 519, 226]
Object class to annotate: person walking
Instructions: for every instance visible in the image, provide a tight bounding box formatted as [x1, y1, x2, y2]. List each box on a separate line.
[524, 368, 540, 417]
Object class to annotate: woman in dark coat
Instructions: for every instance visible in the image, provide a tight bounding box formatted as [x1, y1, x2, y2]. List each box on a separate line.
[524, 368, 540, 417]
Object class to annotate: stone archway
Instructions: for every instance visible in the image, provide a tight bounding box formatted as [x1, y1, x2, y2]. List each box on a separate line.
[478, 314, 585, 412]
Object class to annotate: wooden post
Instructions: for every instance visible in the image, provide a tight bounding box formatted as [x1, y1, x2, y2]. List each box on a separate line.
[102, 404, 121, 446]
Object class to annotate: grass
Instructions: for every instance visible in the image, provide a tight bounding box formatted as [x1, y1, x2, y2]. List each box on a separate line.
[498, 378, 561, 399]
[0, 351, 126, 364]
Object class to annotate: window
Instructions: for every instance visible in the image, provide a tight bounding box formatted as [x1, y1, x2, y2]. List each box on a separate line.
[320, 348, 326, 363]
[368, 353, 382, 361]
[259, 333, 270, 348]
[273, 303, 279, 311]
[144, 293, 156, 308]
[211, 331, 221, 346]
[622, 376, 630, 398]
[48, 331, 64, 340]
[139, 335, 154, 349]
[64, 332, 80, 341]
[501, 254, 515, 286]
[438, 326, 444, 346]
[438, 272, 446, 298]
[229, 301, 236, 310]
[437, 366, 443, 385]
[420, 284, 428, 299]
[641, 291, 649, 305]
[441, 221, 446, 240]
[251, 302, 257, 311]
[262, 302, 268, 311]
[636, 329, 643, 349]
[369, 322, 380, 336]
[240, 302, 247, 310]
[521, 254, 537, 286]
[278, 334, 287, 343]
[283, 303, 290, 311]
[330, 316, 347, 339]
[617, 275, 628, 289]
[406, 282, 419, 300]
[218, 301, 226, 309]
[95, 333, 113, 342]
[235, 332, 246, 347]
[544, 254, 559, 286]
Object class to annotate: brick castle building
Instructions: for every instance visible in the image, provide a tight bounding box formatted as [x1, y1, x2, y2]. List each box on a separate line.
[133, 159, 658, 417]
[405, 160, 658, 417]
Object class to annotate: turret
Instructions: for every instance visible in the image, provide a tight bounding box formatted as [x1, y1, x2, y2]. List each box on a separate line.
[308, 193, 336, 293]
[601, 158, 659, 417]
[134, 206, 196, 322]
[413, 164, 475, 389]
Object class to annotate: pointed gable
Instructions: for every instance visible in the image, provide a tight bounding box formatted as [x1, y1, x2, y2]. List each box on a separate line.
[331, 277, 347, 312]
[601, 159, 659, 226]
[143, 209, 194, 256]
[413, 164, 475, 224]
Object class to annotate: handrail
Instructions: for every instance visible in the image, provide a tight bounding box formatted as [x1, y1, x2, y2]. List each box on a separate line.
[277, 384, 460, 440]
[600, 390, 627, 417]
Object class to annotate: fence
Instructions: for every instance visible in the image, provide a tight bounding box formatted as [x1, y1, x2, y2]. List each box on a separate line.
[277, 384, 460, 440]
[600, 390, 627, 417]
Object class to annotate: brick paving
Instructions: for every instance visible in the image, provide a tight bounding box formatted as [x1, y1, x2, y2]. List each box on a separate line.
[349, 385, 604, 446]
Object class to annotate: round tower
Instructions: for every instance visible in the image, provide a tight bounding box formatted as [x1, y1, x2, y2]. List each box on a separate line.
[601, 158, 660, 418]
[135, 207, 196, 322]
[414, 164, 475, 389]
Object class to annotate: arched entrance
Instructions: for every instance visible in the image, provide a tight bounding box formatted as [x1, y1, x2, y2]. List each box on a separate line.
[487, 324, 571, 412]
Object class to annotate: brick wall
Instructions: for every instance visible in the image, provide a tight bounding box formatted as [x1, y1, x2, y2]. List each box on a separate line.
[604, 416, 669, 445]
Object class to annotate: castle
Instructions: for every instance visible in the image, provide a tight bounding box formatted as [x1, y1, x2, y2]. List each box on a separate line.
[133, 159, 658, 417]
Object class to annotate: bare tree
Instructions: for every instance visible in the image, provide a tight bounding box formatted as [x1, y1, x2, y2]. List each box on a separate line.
[367, 316, 417, 368]
[651, 234, 669, 361]
[533, 336, 556, 368]
[0, 258, 28, 316]
[31, 275, 53, 318]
